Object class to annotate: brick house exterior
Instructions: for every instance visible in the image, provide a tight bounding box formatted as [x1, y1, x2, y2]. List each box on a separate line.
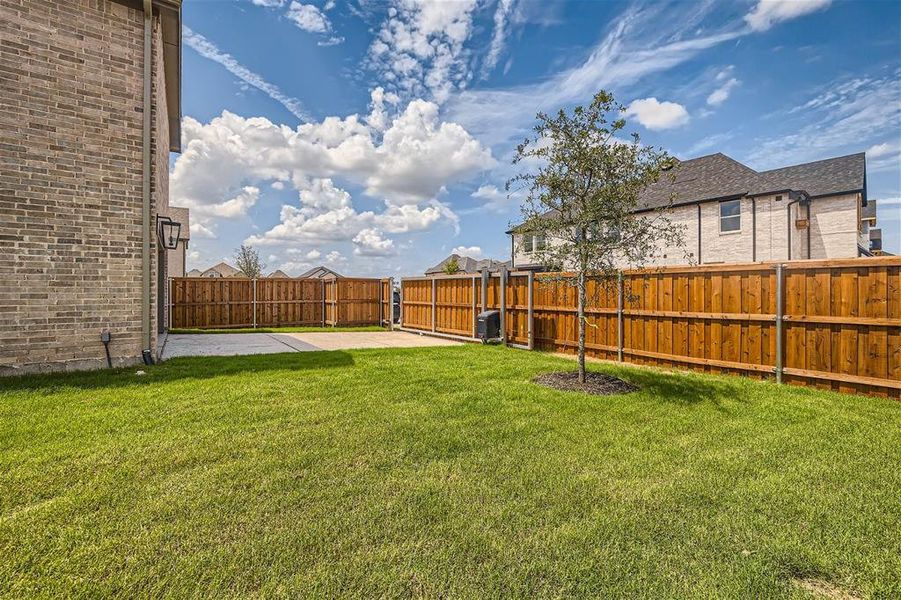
[509, 152, 878, 270]
[0, 0, 183, 374]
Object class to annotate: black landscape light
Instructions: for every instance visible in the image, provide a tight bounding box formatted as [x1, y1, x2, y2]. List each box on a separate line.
[157, 216, 182, 250]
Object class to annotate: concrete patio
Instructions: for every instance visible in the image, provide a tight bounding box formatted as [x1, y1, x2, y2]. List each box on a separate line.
[161, 330, 460, 359]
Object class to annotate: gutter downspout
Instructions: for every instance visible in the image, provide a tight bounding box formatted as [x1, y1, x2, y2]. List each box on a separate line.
[786, 197, 798, 261]
[806, 201, 811, 259]
[141, 0, 153, 364]
[751, 197, 757, 262]
[696, 204, 702, 264]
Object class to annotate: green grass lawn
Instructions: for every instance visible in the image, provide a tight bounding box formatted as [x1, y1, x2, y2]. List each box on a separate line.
[169, 325, 388, 334]
[1, 346, 899, 598]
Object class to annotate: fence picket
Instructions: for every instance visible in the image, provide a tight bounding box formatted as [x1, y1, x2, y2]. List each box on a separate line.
[400, 258, 900, 398]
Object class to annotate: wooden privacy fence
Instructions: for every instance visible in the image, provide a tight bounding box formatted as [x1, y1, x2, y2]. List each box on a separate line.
[169, 277, 393, 329]
[399, 257, 901, 398]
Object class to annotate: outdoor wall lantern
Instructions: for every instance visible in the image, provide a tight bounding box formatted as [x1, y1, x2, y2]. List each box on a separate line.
[157, 216, 182, 250]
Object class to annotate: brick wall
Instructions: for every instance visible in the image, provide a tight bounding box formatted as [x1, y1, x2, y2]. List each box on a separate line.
[0, 0, 169, 374]
[510, 193, 862, 271]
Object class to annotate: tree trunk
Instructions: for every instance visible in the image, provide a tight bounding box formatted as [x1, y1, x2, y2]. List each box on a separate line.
[577, 270, 586, 383]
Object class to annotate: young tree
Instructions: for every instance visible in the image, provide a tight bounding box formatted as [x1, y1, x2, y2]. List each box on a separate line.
[443, 256, 461, 274]
[234, 244, 266, 279]
[508, 90, 686, 383]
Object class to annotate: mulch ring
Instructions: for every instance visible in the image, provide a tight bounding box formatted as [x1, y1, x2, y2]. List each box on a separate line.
[533, 371, 639, 396]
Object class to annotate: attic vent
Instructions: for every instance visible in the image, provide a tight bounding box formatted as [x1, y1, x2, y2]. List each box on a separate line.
[775, 194, 783, 201]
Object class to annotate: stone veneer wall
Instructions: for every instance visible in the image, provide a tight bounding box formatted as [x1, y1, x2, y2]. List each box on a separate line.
[0, 0, 170, 374]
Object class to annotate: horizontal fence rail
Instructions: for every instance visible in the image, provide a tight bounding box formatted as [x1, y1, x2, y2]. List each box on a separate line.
[169, 277, 391, 329]
[400, 257, 901, 399]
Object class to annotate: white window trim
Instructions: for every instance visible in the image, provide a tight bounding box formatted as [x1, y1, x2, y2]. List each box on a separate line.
[719, 199, 742, 235]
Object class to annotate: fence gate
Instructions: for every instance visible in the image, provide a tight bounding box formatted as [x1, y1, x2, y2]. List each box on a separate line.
[169, 276, 388, 329]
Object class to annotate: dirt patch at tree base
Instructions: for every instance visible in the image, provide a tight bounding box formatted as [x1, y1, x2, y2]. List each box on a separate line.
[791, 578, 861, 600]
[533, 371, 639, 395]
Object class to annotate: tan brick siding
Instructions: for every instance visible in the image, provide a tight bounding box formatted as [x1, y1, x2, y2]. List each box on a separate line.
[0, 0, 170, 374]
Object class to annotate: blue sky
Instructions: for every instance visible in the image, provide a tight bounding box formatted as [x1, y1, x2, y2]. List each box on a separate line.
[174, 0, 901, 276]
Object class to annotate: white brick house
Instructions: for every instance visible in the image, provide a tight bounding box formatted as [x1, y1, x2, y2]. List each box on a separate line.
[508, 152, 878, 269]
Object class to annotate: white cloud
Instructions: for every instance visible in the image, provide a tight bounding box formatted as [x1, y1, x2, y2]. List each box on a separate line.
[748, 71, 901, 168]
[190, 222, 217, 239]
[201, 186, 260, 219]
[448, 3, 740, 146]
[745, 0, 832, 32]
[367, 0, 479, 104]
[867, 142, 898, 159]
[624, 97, 690, 130]
[469, 183, 519, 213]
[172, 98, 490, 252]
[171, 100, 492, 228]
[183, 26, 310, 122]
[481, 0, 516, 79]
[305, 249, 321, 260]
[286, 2, 331, 33]
[353, 228, 397, 256]
[271, 181, 285, 190]
[451, 245, 482, 258]
[252, 0, 285, 7]
[707, 67, 740, 106]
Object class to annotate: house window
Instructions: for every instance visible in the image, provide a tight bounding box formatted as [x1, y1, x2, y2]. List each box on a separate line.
[719, 199, 741, 233]
[522, 233, 546, 253]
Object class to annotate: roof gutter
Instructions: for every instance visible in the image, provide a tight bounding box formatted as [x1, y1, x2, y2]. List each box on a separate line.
[141, 0, 153, 364]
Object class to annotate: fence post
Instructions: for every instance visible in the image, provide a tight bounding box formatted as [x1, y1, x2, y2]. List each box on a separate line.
[399, 279, 404, 329]
[320, 280, 326, 327]
[252, 278, 257, 329]
[388, 277, 394, 330]
[775, 263, 784, 383]
[617, 272, 624, 362]
[431, 277, 437, 332]
[481, 268, 488, 313]
[471, 275, 478, 338]
[168, 277, 173, 330]
[499, 267, 507, 344]
[527, 270, 534, 350]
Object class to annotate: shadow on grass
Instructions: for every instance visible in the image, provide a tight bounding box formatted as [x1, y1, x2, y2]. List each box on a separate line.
[603, 365, 751, 408]
[0, 351, 355, 393]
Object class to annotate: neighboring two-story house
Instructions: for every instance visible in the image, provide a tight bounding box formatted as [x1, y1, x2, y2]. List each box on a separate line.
[1, 0, 183, 373]
[509, 152, 879, 270]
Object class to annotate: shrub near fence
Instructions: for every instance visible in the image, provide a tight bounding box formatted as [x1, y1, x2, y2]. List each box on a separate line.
[169, 277, 393, 330]
[399, 257, 901, 398]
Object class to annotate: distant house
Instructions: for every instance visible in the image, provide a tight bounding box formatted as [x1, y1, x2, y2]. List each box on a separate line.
[298, 266, 343, 279]
[267, 269, 290, 278]
[425, 254, 511, 275]
[186, 269, 203, 277]
[508, 152, 879, 270]
[201, 262, 240, 278]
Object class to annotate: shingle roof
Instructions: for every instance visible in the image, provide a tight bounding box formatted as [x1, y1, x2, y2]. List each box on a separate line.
[204, 262, 239, 277]
[297, 266, 343, 279]
[509, 151, 867, 231]
[638, 153, 760, 210]
[186, 269, 203, 277]
[753, 153, 866, 198]
[267, 269, 290, 278]
[425, 253, 511, 275]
